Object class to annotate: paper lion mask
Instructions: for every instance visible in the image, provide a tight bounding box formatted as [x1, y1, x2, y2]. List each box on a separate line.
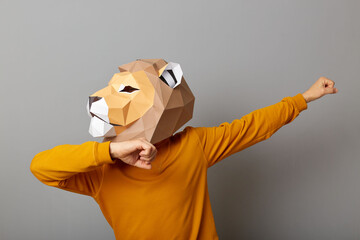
[87, 59, 195, 144]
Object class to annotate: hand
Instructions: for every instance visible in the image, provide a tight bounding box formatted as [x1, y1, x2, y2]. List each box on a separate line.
[302, 77, 338, 103]
[109, 138, 157, 170]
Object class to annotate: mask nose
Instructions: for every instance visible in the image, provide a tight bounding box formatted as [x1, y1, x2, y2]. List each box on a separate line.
[89, 96, 102, 108]
[87, 96, 103, 118]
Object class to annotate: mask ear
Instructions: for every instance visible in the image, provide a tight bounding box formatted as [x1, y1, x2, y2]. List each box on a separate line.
[159, 62, 183, 88]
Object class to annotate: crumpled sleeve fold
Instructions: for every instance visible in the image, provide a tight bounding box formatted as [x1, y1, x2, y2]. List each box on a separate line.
[30, 141, 114, 196]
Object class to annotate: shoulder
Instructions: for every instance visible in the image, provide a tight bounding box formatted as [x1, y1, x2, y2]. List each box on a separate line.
[172, 126, 199, 142]
[154, 126, 200, 149]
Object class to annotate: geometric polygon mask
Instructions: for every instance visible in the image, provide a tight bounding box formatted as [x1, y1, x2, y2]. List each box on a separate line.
[87, 59, 195, 144]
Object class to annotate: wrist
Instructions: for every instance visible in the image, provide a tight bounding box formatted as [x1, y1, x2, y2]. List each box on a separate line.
[109, 142, 118, 160]
[302, 92, 311, 103]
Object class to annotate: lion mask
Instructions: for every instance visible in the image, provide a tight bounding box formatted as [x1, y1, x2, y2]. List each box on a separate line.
[87, 59, 195, 144]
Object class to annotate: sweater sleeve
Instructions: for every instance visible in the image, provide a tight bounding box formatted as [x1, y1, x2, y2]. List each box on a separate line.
[192, 93, 308, 168]
[30, 141, 115, 196]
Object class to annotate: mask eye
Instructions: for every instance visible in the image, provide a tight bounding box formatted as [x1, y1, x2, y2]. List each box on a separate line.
[118, 84, 139, 93]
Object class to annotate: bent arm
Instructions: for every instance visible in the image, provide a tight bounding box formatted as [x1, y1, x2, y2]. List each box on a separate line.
[192, 93, 308, 168]
[30, 141, 114, 196]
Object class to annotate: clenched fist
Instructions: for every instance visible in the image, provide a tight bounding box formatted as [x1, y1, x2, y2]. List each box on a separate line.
[109, 138, 157, 170]
[302, 77, 338, 103]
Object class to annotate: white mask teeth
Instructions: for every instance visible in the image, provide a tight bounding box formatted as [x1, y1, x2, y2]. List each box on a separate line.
[88, 96, 115, 138]
[89, 116, 116, 138]
[89, 98, 110, 123]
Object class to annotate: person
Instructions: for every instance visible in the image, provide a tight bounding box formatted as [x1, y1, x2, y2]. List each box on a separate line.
[30, 76, 338, 239]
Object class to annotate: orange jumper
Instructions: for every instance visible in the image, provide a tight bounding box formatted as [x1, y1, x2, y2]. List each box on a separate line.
[30, 93, 307, 239]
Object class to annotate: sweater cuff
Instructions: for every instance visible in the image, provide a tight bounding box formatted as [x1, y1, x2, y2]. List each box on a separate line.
[291, 93, 308, 113]
[95, 141, 115, 165]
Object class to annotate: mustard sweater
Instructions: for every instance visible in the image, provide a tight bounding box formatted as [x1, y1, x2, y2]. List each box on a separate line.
[30, 93, 307, 240]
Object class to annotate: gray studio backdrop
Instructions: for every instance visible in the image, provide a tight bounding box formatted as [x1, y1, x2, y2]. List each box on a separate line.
[1, 0, 359, 239]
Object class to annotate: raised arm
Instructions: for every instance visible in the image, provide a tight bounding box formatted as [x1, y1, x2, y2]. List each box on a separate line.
[193, 77, 338, 168]
[30, 139, 157, 196]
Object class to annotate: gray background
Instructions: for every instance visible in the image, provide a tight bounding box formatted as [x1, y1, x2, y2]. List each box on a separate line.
[1, 0, 359, 239]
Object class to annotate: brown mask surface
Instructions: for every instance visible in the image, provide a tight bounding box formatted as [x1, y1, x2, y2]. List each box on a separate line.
[87, 59, 195, 144]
